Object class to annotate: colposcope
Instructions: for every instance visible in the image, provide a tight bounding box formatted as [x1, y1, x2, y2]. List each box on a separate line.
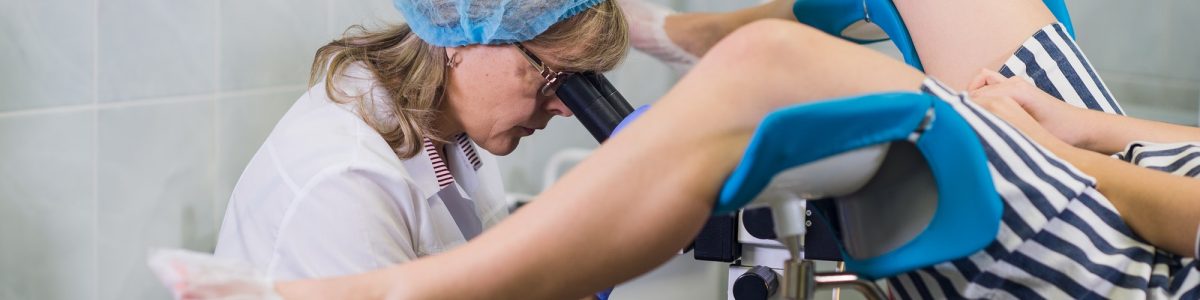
[554, 72, 636, 142]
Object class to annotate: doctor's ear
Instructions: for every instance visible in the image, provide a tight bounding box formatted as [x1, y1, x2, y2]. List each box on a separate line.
[445, 48, 463, 68]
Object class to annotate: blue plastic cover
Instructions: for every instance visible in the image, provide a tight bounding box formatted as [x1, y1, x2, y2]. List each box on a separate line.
[612, 104, 651, 136]
[716, 92, 1001, 279]
[1043, 0, 1076, 37]
[717, 92, 931, 212]
[789, 0, 922, 70]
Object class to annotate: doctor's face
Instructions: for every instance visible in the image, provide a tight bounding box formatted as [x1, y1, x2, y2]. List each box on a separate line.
[442, 44, 575, 155]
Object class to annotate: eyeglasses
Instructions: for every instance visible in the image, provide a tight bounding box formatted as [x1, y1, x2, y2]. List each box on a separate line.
[515, 43, 572, 97]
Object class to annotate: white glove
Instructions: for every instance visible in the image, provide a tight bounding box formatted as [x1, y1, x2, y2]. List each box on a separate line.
[1194, 223, 1199, 259]
[616, 0, 698, 72]
[148, 248, 283, 300]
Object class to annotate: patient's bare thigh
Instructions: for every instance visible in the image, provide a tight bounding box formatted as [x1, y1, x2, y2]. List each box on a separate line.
[894, 0, 1058, 90]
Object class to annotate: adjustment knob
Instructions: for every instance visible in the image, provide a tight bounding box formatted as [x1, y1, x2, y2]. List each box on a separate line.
[733, 265, 780, 300]
[742, 207, 776, 240]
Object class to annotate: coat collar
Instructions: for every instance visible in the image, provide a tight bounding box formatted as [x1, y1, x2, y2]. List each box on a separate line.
[402, 133, 484, 200]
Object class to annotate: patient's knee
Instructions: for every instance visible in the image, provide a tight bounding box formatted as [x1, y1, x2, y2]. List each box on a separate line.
[703, 19, 835, 68]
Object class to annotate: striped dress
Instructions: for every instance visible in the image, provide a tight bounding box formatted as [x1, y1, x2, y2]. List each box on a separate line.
[888, 23, 1200, 299]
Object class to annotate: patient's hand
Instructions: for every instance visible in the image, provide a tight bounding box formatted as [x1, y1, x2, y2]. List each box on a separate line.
[967, 69, 1091, 147]
[967, 95, 1075, 154]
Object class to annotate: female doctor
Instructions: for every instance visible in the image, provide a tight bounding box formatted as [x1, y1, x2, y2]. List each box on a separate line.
[212, 0, 629, 280]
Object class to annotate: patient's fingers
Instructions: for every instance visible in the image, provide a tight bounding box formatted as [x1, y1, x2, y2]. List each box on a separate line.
[969, 95, 1070, 148]
[967, 82, 1006, 101]
[967, 72, 989, 91]
[968, 75, 1041, 110]
[966, 69, 1008, 91]
[970, 96, 1038, 132]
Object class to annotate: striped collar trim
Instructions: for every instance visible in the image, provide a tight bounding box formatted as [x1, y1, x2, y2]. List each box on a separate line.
[423, 133, 483, 189]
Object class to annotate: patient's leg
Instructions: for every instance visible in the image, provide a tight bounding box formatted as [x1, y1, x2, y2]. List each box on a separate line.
[893, 0, 1058, 90]
[897, 0, 1125, 115]
[665, 19, 926, 121]
[353, 20, 929, 300]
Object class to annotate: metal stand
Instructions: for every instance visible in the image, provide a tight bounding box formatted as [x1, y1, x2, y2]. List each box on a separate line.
[782, 260, 887, 300]
[833, 262, 845, 300]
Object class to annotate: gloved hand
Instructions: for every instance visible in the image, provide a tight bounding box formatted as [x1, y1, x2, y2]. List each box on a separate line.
[595, 286, 615, 300]
[615, 0, 698, 72]
[147, 248, 282, 300]
[612, 105, 651, 136]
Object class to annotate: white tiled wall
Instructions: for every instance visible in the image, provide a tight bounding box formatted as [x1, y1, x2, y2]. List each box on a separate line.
[1068, 0, 1200, 125]
[98, 0, 216, 102]
[220, 0, 329, 90]
[0, 112, 97, 300]
[0, 0, 94, 111]
[1, 0, 1197, 299]
[0, 0, 398, 299]
[96, 101, 217, 299]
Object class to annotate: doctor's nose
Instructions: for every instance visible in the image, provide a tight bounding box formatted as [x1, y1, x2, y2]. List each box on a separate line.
[546, 97, 574, 117]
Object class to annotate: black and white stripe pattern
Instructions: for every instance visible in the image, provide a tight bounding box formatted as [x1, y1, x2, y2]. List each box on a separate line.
[998, 23, 1125, 116]
[885, 23, 1199, 299]
[889, 79, 1200, 299]
[1116, 142, 1200, 177]
[423, 133, 484, 189]
[1117, 141, 1200, 272]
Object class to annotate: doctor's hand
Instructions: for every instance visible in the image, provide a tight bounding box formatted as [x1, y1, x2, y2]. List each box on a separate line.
[148, 249, 283, 300]
[967, 69, 1093, 148]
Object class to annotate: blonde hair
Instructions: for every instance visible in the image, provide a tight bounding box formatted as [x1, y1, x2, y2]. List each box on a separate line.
[309, 1, 629, 159]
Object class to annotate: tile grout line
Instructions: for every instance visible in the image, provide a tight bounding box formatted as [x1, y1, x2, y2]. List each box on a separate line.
[92, 0, 100, 297]
[0, 85, 308, 119]
[214, 0, 224, 229]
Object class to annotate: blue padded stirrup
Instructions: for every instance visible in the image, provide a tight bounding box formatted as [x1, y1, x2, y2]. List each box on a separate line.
[789, 0, 922, 70]
[1043, 0, 1076, 37]
[716, 92, 1002, 279]
[792, 0, 1077, 71]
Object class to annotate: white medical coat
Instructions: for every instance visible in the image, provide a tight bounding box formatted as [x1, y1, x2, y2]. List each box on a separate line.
[213, 65, 509, 280]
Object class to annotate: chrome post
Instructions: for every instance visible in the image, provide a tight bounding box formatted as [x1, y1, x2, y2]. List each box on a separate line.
[783, 259, 816, 300]
[813, 272, 887, 300]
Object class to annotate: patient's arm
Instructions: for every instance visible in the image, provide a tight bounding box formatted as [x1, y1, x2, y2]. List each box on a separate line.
[969, 69, 1200, 154]
[1072, 110, 1200, 154]
[275, 20, 925, 300]
[1067, 145, 1200, 258]
[969, 95, 1200, 258]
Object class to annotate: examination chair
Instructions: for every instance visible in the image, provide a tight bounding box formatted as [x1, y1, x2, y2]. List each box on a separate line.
[715, 92, 1001, 300]
[557, 2, 1077, 299]
[691, 2, 1078, 298]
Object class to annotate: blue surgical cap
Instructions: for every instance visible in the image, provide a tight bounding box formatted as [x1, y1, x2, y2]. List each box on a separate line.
[394, 0, 607, 47]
